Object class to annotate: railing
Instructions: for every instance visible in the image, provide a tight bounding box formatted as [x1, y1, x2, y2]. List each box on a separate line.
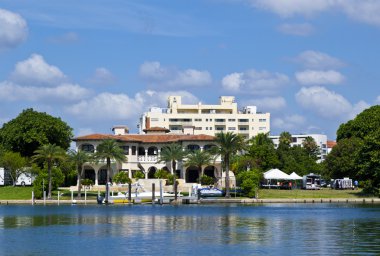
[137, 155, 158, 162]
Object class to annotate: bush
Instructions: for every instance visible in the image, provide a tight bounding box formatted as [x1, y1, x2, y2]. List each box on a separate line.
[81, 178, 94, 186]
[361, 180, 379, 196]
[200, 175, 214, 185]
[33, 167, 65, 199]
[113, 171, 131, 184]
[236, 169, 261, 198]
[166, 174, 179, 186]
[133, 171, 145, 180]
[154, 169, 170, 179]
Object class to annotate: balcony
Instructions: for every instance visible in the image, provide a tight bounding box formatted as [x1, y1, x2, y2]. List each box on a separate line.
[137, 155, 158, 162]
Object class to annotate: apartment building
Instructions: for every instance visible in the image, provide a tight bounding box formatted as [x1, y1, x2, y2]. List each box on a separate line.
[270, 134, 328, 162]
[138, 96, 270, 139]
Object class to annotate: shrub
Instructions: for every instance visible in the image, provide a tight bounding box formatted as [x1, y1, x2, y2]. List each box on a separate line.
[33, 167, 65, 199]
[200, 175, 214, 185]
[113, 171, 131, 184]
[166, 174, 179, 186]
[236, 169, 261, 198]
[81, 178, 94, 186]
[133, 171, 145, 180]
[154, 169, 170, 179]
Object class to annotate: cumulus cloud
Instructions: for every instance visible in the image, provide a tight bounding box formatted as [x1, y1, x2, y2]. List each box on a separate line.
[277, 23, 314, 36]
[0, 81, 91, 102]
[295, 70, 344, 85]
[88, 67, 116, 85]
[66, 90, 198, 121]
[10, 54, 66, 86]
[139, 61, 212, 88]
[222, 69, 289, 95]
[0, 8, 28, 50]
[272, 114, 306, 131]
[250, 0, 380, 27]
[295, 86, 368, 119]
[242, 97, 287, 112]
[295, 50, 345, 69]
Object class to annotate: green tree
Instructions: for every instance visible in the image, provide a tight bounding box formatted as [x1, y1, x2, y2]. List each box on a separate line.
[95, 139, 126, 203]
[324, 138, 362, 180]
[32, 144, 66, 199]
[236, 169, 262, 198]
[157, 143, 187, 200]
[184, 150, 214, 178]
[67, 149, 92, 199]
[33, 166, 65, 199]
[154, 169, 170, 179]
[246, 133, 280, 171]
[1, 151, 27, 186]
[214, 132, 245, 198]
[113, 171, 131, 185]
[279, 131, 292, 149]
[0, 109, 73, 157]
[302, 136, 319, 158]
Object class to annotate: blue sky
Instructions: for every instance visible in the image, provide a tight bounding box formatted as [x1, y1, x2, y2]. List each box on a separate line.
[1, 0, 380, 140]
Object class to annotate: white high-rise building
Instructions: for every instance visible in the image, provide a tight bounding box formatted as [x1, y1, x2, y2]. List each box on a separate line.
[138, 96, 270, 139]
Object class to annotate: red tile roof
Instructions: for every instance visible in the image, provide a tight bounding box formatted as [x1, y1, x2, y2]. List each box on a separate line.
[327, 140, 337, 148]
[73, 133, 216, 143]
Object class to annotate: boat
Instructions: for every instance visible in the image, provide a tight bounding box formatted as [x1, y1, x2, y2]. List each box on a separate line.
[198, 187, 223, 197]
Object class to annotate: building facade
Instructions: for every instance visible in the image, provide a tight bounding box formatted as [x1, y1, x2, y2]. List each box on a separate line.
[270, 134, 328, 162]
[73, 126, 224, 187]
[138, 96, 270, 139]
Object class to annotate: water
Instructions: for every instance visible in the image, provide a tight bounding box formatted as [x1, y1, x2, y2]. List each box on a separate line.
[0, 204, 379, 256]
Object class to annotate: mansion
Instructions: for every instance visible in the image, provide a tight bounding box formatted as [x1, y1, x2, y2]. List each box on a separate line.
[74, 126, 224, 187]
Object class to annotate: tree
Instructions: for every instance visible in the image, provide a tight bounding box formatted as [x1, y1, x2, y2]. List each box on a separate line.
[113, 171, 131, 185]
[32, 144, 66, 199]
[157, 143, 187, 200]
[0, 109, 73, 157]
[67, 149, 92, 199]
[184, 150, 214, 178]
[1, 151, 27, 186]
[214, 132, 245, 198]
[95, 139, 126, 203]
[302, 136, 319, 158]
[279, 131, 292, 149]
[236, 169, 262, 198]
[245, 133, 280, 171]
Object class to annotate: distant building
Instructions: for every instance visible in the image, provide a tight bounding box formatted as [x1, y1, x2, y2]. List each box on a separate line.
[269, 134, 328, 162]
[327, 140, 337, 154]
[138, 96, 270, 139]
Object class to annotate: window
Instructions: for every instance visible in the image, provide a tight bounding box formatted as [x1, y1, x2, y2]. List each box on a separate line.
[120, 146, 129, 155]
[216, 127, 224, 131]
[239, 127, 248, 130]
[228, 119, 236, 122]
[151, 118, 159, 122]
[259, 118, 266, 122]
[195, 118, 202, 122]
[215, 119, 225, 122]
[131, 146, 136, 155]
[81, 144, 94, 153]
[238, 119, 249, 122]
[195, 127, 202, 130]
[206, 127, 209, 130]
[228, 127, 236, 130]
[259, 127, 266, 131]
[252, 119, 254, 122]
[210, 127, 213, 130]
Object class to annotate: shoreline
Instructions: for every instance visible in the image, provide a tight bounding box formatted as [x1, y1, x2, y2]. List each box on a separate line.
[1, 197, 380, 205]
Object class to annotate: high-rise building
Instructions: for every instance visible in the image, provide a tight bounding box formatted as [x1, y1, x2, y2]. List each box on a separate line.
[138, 96, 270, 139]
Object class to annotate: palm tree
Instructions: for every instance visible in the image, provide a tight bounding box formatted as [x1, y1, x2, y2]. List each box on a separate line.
[68, 149, 92, 199]
[95, 139, 127, 203]
[184, 150, 214, 178]
[214, 132, 245, 198]
[279, 131, 292, 148]
[302, 136, 319, 158]
[157, 143, 187, 200]
[32, 144, 66, 199]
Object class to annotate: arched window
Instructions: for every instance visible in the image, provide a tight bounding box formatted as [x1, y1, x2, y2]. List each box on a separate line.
[81, 144, 94, 153]
[204, 144, 217, 151]
[148, 146, 158, 155]
[187, 144, 200, 152]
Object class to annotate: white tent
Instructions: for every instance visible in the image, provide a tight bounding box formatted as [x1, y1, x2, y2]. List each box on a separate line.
[264, 168, 291, 180]
[289, 172, 302, 180]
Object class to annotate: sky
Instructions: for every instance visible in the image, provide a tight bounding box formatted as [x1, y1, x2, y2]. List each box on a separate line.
[1, 0, 380, 140]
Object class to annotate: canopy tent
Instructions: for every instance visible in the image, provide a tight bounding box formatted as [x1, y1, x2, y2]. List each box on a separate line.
[263, 168, 291, 180]
[289, 172, 302, 180]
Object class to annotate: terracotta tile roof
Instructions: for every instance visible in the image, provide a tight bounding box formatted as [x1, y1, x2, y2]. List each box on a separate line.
[73, 133, 216, 143]
[327, 140, 337, 148]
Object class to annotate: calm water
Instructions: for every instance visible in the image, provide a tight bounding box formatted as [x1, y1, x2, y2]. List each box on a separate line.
[0, 204, 379, 256]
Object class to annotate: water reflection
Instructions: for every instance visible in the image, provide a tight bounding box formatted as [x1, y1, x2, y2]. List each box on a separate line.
[0, 204, 379, 255]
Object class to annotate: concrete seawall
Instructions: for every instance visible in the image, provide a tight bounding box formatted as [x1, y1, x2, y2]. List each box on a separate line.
[1, 198, 380, 205]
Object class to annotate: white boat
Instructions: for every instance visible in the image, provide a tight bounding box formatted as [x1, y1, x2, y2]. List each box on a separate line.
[198, 187, 223, 197]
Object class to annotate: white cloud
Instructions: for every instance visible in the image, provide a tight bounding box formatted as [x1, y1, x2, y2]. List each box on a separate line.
[139, 61, 212, 88]
[295, 86, 367, 119]
[242, 97, 287, 112]
[277, 23, 314, 36]
[295, 50, 345, 69]
[250, 0, 380, 27]
[351, 100, 370, 119]
[88, 67, 116, 85]
[222, 69, 289, 95]
[272, 114, 306, 131]
[0, 81, 91, 102]
[0, 8, 28, 50]
[376, 96, 380, 104]
[295, 70, 344, 85]
[250, 0, 334, 17]
[66, 90, 198, 122]
[10, 54, 66, 86]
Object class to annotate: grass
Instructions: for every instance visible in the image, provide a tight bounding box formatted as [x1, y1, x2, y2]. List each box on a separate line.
[258, 188, 372, 199]
[0, 186, 34, 200]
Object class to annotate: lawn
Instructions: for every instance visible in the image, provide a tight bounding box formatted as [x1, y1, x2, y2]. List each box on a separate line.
[0, 186, 34, 200]
[258, 188, 371, 199]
